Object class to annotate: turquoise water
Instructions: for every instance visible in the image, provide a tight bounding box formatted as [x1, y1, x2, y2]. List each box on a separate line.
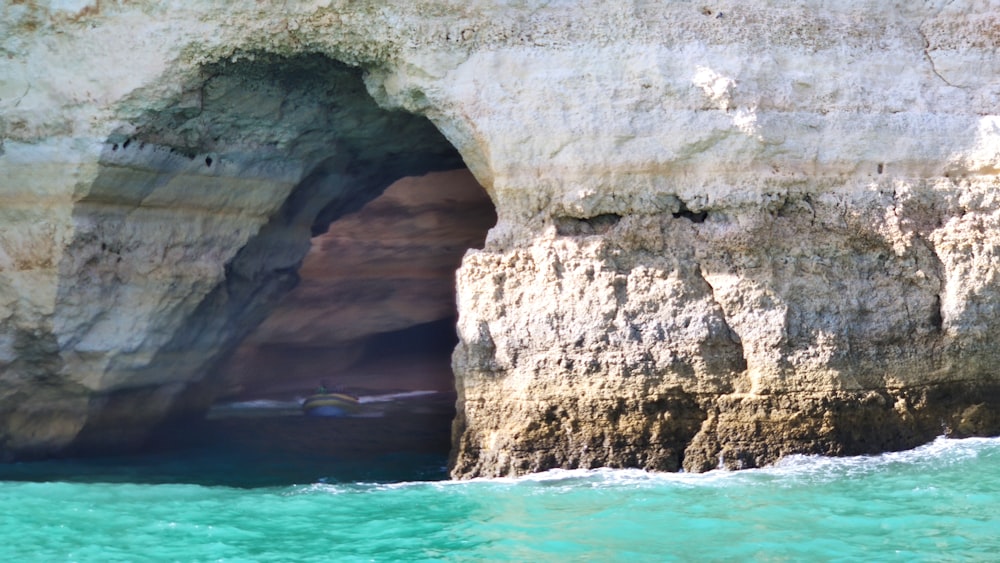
[1, 430, 999, 561]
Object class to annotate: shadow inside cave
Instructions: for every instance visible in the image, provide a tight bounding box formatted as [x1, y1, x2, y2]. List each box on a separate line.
[0, 319, 465, 487]
[6, 52, 497, 482]
[0, 276, 476, 488]
[7, 164, 495, 487]
[0, 404, 456, 487]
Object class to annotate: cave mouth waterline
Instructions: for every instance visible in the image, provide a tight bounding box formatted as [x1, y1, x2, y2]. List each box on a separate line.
[3, 51, 498, 481]
[186, 165, 497, 487]
[89, 165, 495, 484]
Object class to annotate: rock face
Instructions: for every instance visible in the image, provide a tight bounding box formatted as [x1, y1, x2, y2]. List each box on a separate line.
[1, 1, 1000, 473]
[222, 169, 494, 396]
[0, 47, 464, 456]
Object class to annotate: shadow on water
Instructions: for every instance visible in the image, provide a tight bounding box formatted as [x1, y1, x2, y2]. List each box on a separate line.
[0, 393, 456, 488]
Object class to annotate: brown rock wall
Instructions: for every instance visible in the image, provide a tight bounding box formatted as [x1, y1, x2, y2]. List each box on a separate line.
[223, 169, 495, 396]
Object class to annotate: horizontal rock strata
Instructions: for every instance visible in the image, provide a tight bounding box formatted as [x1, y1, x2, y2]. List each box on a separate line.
[0, 1, 998, 473]
[222, 169, 494, 396]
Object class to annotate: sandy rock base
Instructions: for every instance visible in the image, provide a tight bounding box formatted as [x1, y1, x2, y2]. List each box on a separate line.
[451, 382, 1000, 477]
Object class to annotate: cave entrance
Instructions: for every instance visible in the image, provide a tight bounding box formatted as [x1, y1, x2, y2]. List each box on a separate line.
[178, 55, 498, 483]
[195, 167, 496, 485]
[218, 168, 495, 402]
[43, 52, 496, 484]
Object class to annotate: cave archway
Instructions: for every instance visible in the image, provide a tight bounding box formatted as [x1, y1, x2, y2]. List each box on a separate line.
[51, 52, 495, 473]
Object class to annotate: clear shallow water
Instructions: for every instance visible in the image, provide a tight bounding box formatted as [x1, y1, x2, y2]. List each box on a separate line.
[1, 433, 999, 561]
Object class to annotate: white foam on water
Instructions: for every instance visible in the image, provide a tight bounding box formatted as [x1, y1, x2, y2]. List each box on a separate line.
[286, 483, 354, 496]
[759, 435, 999, 481]
[301, 435, 1000, 494]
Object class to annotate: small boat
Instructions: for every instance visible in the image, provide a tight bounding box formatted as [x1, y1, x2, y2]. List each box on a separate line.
[302, 392, 360, 417]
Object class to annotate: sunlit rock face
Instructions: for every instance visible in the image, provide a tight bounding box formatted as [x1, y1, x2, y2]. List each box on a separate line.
[1, 1, 1000, 472]
[222, 169, 494, 396]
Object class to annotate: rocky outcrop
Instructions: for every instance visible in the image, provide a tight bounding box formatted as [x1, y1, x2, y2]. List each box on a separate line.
[451, 190, 1000, 475]
[1, 1, 999, 473]
[444, 1, 1000, 475]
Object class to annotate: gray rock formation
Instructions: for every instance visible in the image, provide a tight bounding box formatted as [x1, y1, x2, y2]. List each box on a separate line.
[1, 1, 999, 474]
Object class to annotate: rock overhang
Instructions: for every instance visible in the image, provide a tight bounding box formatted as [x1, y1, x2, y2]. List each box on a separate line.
[1, 42, 468, 456]
[1, 1, 999, 472]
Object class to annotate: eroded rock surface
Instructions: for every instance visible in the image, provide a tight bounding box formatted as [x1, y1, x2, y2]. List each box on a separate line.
[1, 49, 464, 456]
[0, 1, 999, 473]
[223, 169, 494, 396]
[452, 190, 1000, 475]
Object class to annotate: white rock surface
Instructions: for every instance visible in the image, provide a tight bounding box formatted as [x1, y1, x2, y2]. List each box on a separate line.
[0, 1, 998, 470]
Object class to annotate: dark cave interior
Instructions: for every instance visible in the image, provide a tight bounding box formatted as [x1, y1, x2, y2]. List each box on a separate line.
[1, 53, 496, 484]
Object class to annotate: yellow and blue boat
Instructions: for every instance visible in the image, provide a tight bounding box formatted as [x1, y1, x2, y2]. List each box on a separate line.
[302, 392, 360, 417]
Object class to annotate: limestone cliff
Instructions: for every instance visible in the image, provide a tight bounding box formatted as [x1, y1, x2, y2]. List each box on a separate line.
[0, 1, 999, 474]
